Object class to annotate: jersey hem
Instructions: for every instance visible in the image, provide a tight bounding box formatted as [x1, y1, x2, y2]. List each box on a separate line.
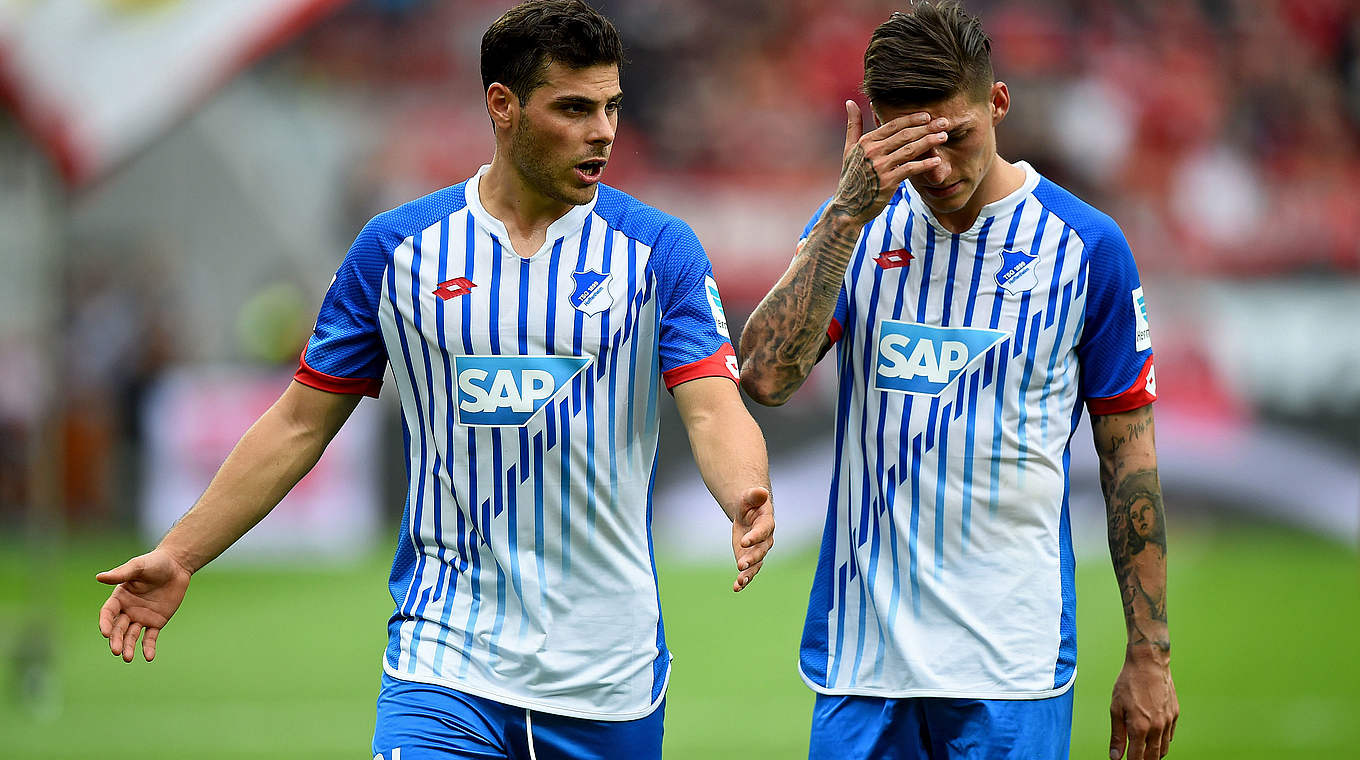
[381, 658, 671, 722]
[798, 662, 1076, 701]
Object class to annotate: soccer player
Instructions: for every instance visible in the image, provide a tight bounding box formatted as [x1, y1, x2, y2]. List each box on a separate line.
[95, 2, 774, 758]
[738, 3, 1177, 759]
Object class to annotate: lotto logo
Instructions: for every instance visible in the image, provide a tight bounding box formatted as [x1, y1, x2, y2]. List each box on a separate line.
[874, 320, 1007, 396]
[455, 355, 590, 427]
[433, 277, 476, 300]
[875, 248, 913, 269]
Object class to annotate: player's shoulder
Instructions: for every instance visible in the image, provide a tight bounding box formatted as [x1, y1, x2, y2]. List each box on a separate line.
[358, 182, 470, 254]
[1030, 175, 1128, 255]
[592, 184, 698, 251]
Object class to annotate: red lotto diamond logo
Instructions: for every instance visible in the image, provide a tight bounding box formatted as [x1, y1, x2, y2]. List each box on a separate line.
[875, 249, 913, 269]
[433, 277, 476, 300]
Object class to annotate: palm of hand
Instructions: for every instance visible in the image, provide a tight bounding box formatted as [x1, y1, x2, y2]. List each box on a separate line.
[97, 551, 192, 662]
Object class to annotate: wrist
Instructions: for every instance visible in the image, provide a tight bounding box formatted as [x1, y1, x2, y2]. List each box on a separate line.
[155, 544, 201, 576]
[822, 208, 869, 236]
[1125, 638, 1171, 667]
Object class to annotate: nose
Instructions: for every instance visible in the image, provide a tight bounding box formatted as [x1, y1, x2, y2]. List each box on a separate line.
[587, 109, 615, 146]
[921, 148, 950, 184]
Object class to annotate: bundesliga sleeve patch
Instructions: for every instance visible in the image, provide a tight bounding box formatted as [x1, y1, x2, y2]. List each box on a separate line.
[1132, 286, 1152, 352]
[703, 275, 730, 339]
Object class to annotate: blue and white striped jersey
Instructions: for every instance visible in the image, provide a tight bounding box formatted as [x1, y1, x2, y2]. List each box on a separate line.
[798, 162, 1156, 699]
[295, 166, 739, 720]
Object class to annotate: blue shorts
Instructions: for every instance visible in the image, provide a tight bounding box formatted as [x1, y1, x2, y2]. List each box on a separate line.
[372, 673, 664, 760]
[808, 689, 1074, 760]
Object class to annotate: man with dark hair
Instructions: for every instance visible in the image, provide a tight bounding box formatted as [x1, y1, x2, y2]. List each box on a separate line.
[95, 2, 775, 758]
[741, 2, 1177, 759]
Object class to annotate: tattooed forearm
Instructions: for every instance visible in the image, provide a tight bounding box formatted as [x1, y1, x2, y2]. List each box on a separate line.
[738, 212, 862, 405]
[738, 142, 887, 405]
[1094, 407, 1170, 655]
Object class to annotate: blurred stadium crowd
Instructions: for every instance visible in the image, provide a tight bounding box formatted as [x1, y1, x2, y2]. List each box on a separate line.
[308, 0, 1360, 276]
[1, 0, 1357, 536]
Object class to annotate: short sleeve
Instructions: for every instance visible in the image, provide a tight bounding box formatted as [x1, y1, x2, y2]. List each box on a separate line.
[294, 219, 389, 397]
[1077, 224, 1156, 415]
[799, 197, 850, 346]
[651, 220, 739, 389]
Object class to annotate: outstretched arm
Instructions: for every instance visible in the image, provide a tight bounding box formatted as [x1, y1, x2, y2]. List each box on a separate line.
[738, 101, 950, 406]
[1092, 405, 1179, 760]
[97, 381, 361, 661]
[673, 377, 774, 592]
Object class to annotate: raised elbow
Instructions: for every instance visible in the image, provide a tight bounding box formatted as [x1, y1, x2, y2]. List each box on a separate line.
[739, 371, 793, 407]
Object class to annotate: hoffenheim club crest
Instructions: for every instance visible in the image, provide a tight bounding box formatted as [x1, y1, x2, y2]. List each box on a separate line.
[995, 248, 1039, 295]
[570, 267, 614, 316]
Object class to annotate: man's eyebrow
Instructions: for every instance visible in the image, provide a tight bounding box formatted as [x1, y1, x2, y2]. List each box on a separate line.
[551, 93, 624, 106]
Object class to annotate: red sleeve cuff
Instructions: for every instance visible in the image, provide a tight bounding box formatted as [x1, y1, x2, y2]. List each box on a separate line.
[827, 318, 844, 345]
[1086, 355, 1156, 415]
[295, 349, 382, 398]
[662, 343, 739, 390]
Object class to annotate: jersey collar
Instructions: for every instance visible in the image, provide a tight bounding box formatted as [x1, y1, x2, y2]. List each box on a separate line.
[464, 164, 600, 259]
[908, 160, 1040, 236]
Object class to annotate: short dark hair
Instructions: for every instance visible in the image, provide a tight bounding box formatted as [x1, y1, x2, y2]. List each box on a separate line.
[480, 0, 625, 104]
[862, 1, 993, 109]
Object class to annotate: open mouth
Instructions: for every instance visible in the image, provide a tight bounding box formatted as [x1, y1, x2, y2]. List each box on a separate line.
[575, 158, 607, 183]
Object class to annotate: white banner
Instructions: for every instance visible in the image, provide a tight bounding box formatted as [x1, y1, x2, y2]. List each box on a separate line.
[0, 0, 346, 186]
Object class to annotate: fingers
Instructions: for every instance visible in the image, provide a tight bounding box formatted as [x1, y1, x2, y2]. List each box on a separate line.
[871, 113, 944, 153]
[733, 558, 764, 592]
[98, 595, 122, 637]
[121, 622, 143, 663]
[1124, 719, 1150, 760]
[737, 538, 771, 571]
[843, 100, 864, 157]
[109, 613, 129, 657]
[1109, 706, 1128, 760]
[1147, 729, 1164, 760]
[142, 627, 160, 662]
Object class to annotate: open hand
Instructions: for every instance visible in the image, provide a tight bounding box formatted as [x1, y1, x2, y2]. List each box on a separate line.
[731, 486, 774, 592]
[829, 100, 951, 227]
[97, 549, 193, 662]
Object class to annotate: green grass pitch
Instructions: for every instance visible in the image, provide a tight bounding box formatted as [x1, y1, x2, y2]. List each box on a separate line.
[1, 520, 1356, 758]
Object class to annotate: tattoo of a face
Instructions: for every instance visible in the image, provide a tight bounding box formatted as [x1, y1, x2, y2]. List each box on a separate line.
[829, 145, 878, 220]
[1107, 468, 1170, 649]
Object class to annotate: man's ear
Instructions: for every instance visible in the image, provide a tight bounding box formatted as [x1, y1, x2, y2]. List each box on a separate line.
[487, 83, 517, 132]
[989, 81, 1010, 126]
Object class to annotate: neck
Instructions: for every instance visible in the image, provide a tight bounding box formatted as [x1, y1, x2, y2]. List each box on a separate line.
[479, 153, 581, 236]
[934, 154, 1025, 234]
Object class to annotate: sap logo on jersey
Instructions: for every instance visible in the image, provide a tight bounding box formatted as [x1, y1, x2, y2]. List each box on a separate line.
[874, 320, 1007, 396]
[455, 355, 590, 427]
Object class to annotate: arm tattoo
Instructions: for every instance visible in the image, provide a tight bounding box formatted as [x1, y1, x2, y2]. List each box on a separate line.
[738, 148, 886, 403]
[1103, 466, 1170, 652]
[1094, 406, 1169, 653]
[828, 145, 878, 220]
